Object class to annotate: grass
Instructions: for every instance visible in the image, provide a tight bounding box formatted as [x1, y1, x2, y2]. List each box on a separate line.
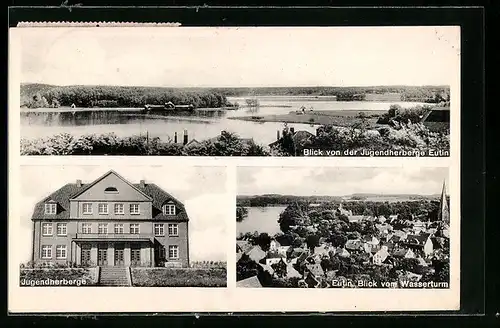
[131, 267, 227, 287]
[228, 109, 385, 127]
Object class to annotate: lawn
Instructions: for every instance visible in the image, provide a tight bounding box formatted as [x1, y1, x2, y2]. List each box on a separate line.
[130, 268, 227, 287]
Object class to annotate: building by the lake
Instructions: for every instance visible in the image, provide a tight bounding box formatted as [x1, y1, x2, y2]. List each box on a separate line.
[30, 170, 190, 268]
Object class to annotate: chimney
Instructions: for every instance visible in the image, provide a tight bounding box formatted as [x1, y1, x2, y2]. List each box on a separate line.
[277, 130, 280, 141]
[140, 180, 145, 188]
[174, 132, 178, 144]
[76, 179, 82, 188]
[290, 127, 295, 134]
[183, 129, 188, 145]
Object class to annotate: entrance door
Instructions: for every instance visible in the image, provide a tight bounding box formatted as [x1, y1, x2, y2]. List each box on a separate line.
[81, 244, 91, 266]
[130, 245, 141, 267]
[97, 245, 108, 266]
[114, 245, 125, 266]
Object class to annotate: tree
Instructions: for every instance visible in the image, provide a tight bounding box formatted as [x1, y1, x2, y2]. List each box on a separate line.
[236, 206, 248, 222]
[306, 234, 320, 251]
[271, 260, 287, 279]
[236, 254, 260, 281]
[255, 233, 272, 252]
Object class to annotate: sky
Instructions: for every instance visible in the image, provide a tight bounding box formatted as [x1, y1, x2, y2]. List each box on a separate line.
[237, 166, 449, 196]
[17, 165, 228, 263]
[17, 26, 460, 87]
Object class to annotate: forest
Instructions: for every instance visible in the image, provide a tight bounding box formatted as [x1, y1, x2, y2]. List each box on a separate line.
[20, 83, 230, 109]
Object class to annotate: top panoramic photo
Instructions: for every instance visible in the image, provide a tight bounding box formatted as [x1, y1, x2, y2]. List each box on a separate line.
[15, 26, 458, 157]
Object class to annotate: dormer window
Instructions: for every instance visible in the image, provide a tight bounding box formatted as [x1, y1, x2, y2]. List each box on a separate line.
[163, 204, 176, 215]
[104, 187, 118, 194]
[45, 203, 57, 215]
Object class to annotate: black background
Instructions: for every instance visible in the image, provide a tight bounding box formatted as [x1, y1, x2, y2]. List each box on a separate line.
[4, 3, 493, 325]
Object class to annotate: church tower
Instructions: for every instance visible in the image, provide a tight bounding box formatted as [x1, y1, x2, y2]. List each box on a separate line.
[438, 180, 450, 224]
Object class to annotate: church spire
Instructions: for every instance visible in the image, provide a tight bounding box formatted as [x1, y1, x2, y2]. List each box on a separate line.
[438, 180, 450, 224]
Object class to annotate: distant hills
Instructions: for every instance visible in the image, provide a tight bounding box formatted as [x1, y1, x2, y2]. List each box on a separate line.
[237, 193, 441, 206]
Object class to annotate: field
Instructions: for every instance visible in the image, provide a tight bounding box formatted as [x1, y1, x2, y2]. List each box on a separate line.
[228, 109, 386, 127]
[130, 267, 227, 287]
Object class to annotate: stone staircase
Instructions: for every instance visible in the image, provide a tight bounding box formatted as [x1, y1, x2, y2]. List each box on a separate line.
[98, 267, 131, 287]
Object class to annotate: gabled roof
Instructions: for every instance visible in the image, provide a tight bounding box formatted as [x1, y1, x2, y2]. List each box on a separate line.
[305, 263, 324, 277]
[236, 275, 262, 288]
[69, 170, 152, 201]
[345, 239, 365, 251]
[31, 172, 188, 221]
[405, 233, 431, 247]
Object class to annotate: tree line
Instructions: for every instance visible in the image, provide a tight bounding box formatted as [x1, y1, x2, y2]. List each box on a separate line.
[20, 84, 230, 109]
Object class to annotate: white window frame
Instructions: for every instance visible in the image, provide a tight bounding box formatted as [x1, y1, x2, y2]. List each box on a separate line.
[130, 204, 140, 215]
[114, 223, 124, 234]
[98, 223, 108, 234]
[168, 245, 179, 259]
[114, 203, 124, 215]
[42, 223, 53, 236]
[56, 245, 67, 259]
[168, 223, 179, 237]
[98, 203, 109, 215]
[41, 245, 52, 259]
[82, 203, 93, 215]
[45, 203, 57, 215]
[56, 223, 67, 236]
[130, 224, 140, 234]
[163, 204, 176, 215]
[81, 223, 92, 234]
[154, 223, 164, 236]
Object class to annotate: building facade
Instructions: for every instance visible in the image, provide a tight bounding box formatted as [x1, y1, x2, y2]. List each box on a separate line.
[31, 170, 190, 268]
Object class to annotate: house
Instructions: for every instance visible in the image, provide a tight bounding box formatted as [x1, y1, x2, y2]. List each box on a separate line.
[264, 252, 287, 266]
[391, 230, 408, 243]
[372, 247, 390, 265]
[375, 223, 393, 234]
[245, 245, 266, 263]
[363, 235, 379, 246]
[236, 240, 253, 254]
[304, 263, 324, 278]
[345, 239, 365, 253]
[304, 272, 321, 288]
[313, 244, 331, 258]
[392, 248, 415, 259]
[419, 106, 450, 132]
[268, 127, 316, 155]
[335, 247, 350, 258]
[404, 233, 433, 257]
[286, 263, 302, 279]
[236, 275, 262, 288]
[269, 239, 292, 256]
[31, 170, 190, 268]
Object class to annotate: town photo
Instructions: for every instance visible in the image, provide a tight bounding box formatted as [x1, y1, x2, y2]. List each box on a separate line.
[17, 26, 456, 157]
[236, 166, 451, 288]
[18, 165, 228, 287]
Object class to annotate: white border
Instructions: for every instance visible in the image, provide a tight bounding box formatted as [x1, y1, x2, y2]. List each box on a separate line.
[8, 26, 460, 313]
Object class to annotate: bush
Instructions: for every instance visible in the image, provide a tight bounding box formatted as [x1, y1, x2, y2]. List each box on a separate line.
[131, 268, 227, 287]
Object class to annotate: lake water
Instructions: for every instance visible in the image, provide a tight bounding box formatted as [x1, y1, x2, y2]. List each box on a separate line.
[20, 97, 425, 146]
[237, 206, 287, 235]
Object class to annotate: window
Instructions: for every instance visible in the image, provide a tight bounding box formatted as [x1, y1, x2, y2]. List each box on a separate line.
[130, 224, 140, 234]
[42, 223, 53, 236]
[168, 245, 179, 259]
[114, 203, 124, 215]
[56, 223, 67, 236]
[45, 203, 57, 215]
[130, 204, 140, 215]
[154, 223, 164, 236]
[98, 203, 108, 215]
[163, 204, 176, 215]
[82, 203, 92, 215]
[81, 223, 92, 234]
[98, 223, 108, 234]
[41, 245, 52, 259]
[104, 187, 118, 193]
[56, 245, 67, 259]
[114, 224, 124, 234]
[168, 224, 179, 236]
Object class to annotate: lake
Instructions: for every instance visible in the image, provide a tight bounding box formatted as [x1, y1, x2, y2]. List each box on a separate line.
[237, 206, 287, 235]
[20, 97, 425, 147]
